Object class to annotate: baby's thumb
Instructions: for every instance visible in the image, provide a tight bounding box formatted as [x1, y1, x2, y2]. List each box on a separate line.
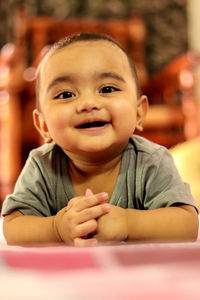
[85, 188, 94, 197]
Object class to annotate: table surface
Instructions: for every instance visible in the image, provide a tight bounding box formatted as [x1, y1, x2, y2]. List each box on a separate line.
[0, 217, 200, 300]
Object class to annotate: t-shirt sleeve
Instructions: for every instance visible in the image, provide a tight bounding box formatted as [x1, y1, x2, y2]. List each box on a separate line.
[1, 152, 54, 217]
[141, 147, 199, 212]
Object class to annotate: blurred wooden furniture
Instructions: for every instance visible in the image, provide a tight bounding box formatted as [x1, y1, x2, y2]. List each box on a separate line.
[141, 52, 200, 147]
[0, 4, 199, 202]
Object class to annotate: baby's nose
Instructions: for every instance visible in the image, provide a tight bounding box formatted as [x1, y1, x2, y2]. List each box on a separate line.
[76, 95, 101, 112]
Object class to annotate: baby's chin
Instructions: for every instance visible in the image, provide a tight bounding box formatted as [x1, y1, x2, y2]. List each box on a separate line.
[59, 135, 129, 157]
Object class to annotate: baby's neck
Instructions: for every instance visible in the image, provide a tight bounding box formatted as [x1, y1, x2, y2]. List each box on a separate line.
[68, 153, 122, 176]
[67, 154, 122, 197]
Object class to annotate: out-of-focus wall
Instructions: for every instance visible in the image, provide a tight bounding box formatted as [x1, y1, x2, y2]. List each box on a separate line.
[0, 1, 12, 49]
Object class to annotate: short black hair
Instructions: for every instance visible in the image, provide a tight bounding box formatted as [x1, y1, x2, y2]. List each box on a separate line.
[36, 32, 142, 109]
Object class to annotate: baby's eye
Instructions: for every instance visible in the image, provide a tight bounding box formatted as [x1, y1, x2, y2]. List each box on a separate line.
[54, 91, 75, 99]
[100, 86, 119, 94]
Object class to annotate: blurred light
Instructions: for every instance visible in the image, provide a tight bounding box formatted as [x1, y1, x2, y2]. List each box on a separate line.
[0, 90, 9, 105]
[1, 43, 15, 58]
[23, 67, 36, 82]
[179, 70, 194, 89]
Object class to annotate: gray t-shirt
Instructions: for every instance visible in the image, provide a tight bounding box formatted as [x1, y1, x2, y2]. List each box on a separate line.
[1, 136, 198, 216]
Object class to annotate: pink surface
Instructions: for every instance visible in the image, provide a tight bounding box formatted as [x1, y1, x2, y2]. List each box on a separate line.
[1, 242, 200, 270]
[0, 242, 200, 299]
[2, 247, 99, 270]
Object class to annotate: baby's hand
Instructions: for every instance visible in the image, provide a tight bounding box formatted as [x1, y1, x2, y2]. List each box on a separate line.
[94, 205, 128, 243]
[54, 190, 110, 246]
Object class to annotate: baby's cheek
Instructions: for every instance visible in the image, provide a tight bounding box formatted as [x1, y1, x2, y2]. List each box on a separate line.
[46, 113, 69, 134]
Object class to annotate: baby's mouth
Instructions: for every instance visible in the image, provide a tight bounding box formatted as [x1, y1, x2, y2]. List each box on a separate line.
[76, 121, 108, 129]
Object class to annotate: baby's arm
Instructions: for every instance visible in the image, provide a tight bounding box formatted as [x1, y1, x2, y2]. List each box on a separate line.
[3, 211, 60, 245]
[94, 204, 199, 242]
[3, 192, 110, 245]
[126, 204, 198, 241]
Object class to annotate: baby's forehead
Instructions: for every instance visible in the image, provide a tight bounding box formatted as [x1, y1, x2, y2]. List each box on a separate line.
[39, 39, 130, 80]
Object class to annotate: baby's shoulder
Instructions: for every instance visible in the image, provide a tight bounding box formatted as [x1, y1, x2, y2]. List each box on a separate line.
[29, 142, 57, 158]
[129, 135, 165, 156]
[28, 143, 64, 166]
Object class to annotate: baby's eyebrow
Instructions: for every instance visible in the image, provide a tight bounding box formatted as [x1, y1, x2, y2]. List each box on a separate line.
[47, 75, 75, 92]
[97, 72, 126, 83]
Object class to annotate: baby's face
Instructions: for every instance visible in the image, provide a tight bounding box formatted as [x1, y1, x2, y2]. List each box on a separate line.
[35, 40, 146, 160]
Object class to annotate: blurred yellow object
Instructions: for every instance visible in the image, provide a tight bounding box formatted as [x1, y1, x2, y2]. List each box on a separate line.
[170, 137, 200, 209]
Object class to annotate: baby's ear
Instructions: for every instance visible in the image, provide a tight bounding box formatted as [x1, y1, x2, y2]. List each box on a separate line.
[33, 109, 53, 143]
[136, 95, 148, 132]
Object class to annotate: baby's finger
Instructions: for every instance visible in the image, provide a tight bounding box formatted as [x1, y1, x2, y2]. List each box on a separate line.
[65, 195, 83, 211]
[74, 237, 98, 247]
[85, 188, 94, 197]
[78, 203, 110, 224]
[66, 202, 72, 211]
[73, 219, 98, 238]
[75, 192, 109, 212]
[65, 192, 93, 212]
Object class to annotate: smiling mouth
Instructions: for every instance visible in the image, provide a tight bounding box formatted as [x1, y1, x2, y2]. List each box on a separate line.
[77, 121, 108, 129]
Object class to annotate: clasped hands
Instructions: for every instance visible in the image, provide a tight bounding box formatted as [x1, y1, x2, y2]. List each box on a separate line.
[54, 189, 128, 246]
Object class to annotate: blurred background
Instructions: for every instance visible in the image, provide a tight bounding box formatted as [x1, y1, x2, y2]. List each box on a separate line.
[0, 0, 200, 207]
[0, 0, 191, 74]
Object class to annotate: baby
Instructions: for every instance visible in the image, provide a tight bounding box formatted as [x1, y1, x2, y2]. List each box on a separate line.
[2, 32, 199, 246]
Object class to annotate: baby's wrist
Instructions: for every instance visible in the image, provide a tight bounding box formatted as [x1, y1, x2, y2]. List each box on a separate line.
[125, 209, 131, 241]
[53, 212, 64, 243]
